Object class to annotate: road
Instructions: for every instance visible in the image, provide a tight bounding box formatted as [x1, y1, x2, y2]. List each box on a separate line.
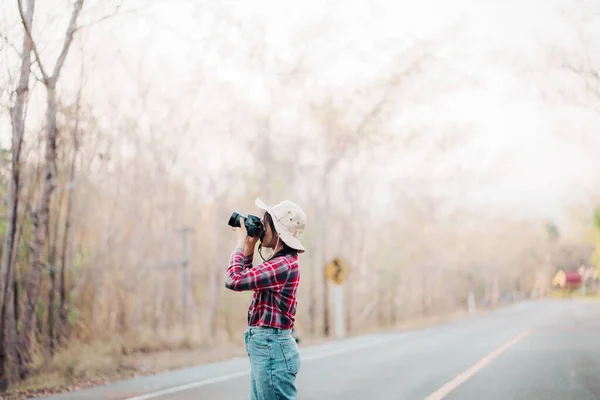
[42, 299, 600, 400]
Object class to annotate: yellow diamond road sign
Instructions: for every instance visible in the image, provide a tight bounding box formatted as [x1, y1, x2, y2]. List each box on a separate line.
[325, 257, 348, 285]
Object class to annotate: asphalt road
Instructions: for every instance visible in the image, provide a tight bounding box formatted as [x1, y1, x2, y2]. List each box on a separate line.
[42, 299, 600, 400]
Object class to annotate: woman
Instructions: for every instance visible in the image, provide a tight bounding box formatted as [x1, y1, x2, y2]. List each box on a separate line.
[225, 197, 306, 400]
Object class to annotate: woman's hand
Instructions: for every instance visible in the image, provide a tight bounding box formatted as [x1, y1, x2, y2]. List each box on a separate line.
[235, 217, 260, 251]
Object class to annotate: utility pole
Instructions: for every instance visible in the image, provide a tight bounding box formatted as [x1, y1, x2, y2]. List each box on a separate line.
[177, 226, 194, 328]
[468, 274, 476, 313]
[146, 225, 194, 328]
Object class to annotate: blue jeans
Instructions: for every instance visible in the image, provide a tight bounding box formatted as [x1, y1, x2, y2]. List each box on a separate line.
[244, 326, 301, 400]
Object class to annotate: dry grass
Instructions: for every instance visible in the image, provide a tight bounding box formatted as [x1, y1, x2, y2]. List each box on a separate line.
[548, 289, 600, 300]
[118, 326, 205, 355]
[9, 342, 136, 394]
[6, 325, 238, 396]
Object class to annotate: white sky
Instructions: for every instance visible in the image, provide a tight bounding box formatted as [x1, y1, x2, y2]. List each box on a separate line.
[2, 0, 600, 231]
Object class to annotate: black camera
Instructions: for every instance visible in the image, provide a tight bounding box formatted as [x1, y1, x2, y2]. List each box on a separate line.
[228, 211, 264, 238]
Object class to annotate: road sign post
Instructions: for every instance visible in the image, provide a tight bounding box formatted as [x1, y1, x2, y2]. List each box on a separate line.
[467, 276, 476, 313]
[334, 285, 344, 338]
[325, 257, 348, 338]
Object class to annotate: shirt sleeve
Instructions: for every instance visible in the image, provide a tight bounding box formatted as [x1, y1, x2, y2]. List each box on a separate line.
[225, 249, 290, 292]
[243, 252, 254, 269]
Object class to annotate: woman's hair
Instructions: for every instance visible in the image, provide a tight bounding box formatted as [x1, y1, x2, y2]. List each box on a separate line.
[263, 212, 298, 257]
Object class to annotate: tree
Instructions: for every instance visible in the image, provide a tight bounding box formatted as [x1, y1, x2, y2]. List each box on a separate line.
[16, 0, 85, 377]
[0, 0, 34, 389]
[587, 208, 600, 278]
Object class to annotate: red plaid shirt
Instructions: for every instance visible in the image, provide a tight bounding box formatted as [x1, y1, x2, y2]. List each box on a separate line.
[225, 249, 300, 330]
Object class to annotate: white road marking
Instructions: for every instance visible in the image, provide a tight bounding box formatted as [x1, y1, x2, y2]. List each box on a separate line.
[124, 336, 400, 400]
[124, 371, 249, 400]
[424, 329, 533, 400]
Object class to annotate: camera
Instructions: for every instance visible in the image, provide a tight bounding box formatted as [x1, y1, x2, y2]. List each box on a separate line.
[228, 211, 264, 238]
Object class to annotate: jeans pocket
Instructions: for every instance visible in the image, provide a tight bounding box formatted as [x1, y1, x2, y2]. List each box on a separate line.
[280, 339, 301, 375]
[250, 332, 271, 350]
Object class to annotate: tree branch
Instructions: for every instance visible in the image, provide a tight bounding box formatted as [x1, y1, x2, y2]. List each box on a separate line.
[17, 0, 49, 84]
[51, 0, 84, 85]
[562, 62, 600, 116]
[75, 3, 155, 32]
[558, 25, 600, 114]
[0, 31, 21, 58]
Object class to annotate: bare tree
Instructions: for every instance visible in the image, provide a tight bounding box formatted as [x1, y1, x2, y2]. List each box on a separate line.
[16, 0, 85, 376]
[0, 0, 35, 389]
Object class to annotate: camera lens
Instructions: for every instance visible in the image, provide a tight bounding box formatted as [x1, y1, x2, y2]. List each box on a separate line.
[228, 211, 245, 228]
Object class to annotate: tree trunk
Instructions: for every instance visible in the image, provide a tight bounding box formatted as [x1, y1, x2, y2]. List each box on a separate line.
[321, 173, 331, 337]
[491, 276, 499, 308]
[20, 85, 59, 376]
[307, 185, 320, 336]
[393, 279, 401, 326]
[205, 199, 224, 340]
[377, 266, 384, 326]
[48, 218, 56, 356]
[59, 104, 80, 344]
[389, 272, 398, 326]
[58, 209, 71, 342]
[345, 225, 356, 335]
[47, 189, 63, 356]
[322, 268, 330, 336]
[421, 269, 428, 316]
[0, 0, 34, 389]
[307, 223, 319, 335]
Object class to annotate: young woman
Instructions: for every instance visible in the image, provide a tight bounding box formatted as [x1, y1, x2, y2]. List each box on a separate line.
[225, 198, 306, 400]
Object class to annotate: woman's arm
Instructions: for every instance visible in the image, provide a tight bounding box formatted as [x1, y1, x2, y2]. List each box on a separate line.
[225, 250, 290, 292]
[243, 243, 254, 269]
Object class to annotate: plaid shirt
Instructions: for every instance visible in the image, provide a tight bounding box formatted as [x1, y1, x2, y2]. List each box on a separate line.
[225, 248, 300, 330]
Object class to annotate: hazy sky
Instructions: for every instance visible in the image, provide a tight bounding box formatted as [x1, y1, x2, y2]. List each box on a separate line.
[2, 0, 600, 230]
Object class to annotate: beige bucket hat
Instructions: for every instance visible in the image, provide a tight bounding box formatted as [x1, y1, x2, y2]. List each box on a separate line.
[255, 198, 306, 253]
